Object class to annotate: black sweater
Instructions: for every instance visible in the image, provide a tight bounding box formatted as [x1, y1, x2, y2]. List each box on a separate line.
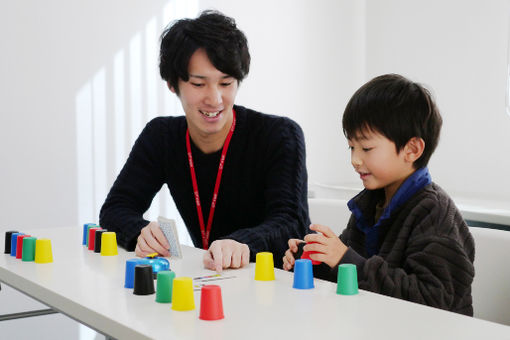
[99, 105, 310, 267]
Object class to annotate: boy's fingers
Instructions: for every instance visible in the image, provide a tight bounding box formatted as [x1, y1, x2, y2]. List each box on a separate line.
[310, 224, 336, 237]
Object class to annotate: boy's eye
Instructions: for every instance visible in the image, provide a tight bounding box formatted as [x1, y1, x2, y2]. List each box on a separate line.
[362, 147, 373, 152]
[191, 82, 204, 87]
[220, 82, 233, 87]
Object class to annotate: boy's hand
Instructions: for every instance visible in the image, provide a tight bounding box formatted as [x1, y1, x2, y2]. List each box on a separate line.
[135, 221, 170, 257]
[283, 238, 304, 271]
[303, 224, 348, 268]
[202, 239, 250, 273]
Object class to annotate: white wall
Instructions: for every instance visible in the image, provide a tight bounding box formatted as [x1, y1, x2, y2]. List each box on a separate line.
[1, 0, 509, 235]
[365, 0, 510, 208]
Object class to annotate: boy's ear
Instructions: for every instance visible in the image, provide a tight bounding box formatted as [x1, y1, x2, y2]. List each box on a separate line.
[404, 137, 425, 163]
[167, 81, 177, 94]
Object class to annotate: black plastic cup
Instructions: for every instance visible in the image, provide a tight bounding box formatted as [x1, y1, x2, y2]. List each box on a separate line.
[5, 231, 19, 254]
[94, 230, 107, 253]
[133, 264, 155, 295]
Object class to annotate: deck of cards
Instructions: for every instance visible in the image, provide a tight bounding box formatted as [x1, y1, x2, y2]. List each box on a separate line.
[158, 216, 183, 258]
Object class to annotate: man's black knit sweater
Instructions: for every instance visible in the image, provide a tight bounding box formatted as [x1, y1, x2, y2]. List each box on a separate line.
[99, 105, 310, 267]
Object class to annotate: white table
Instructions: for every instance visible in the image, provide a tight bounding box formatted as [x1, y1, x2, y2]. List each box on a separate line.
[1, 227, 509, 340]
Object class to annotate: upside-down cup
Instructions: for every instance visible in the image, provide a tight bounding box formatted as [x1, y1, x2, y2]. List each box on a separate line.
[171, 277, 195, 311]
[199, 285, 224, 320]
[254, 252, 275, 281]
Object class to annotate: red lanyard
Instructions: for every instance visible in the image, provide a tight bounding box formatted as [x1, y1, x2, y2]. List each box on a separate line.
[185, 109, 236, 250]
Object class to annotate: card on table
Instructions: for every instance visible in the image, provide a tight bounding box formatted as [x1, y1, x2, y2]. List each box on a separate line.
[158, 216, 183, 258]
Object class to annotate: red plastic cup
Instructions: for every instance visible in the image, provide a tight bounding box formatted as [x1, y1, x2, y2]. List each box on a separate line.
[301, 241, 321, 265]
[16, 235, 31, 259]
[88, 228, 101, 251]
[199, 285, 224, 321]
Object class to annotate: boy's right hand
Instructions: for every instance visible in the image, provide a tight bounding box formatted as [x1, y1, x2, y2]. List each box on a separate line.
[135, 221, 170, 258]
[282, 238, 304, 271]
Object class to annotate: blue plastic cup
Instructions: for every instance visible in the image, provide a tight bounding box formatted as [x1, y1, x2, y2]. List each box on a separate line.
[125, 258, 149, 288]
[82, 223, 96, 245]
[10, 233, 22, 257]
[293, 259, 315, 289]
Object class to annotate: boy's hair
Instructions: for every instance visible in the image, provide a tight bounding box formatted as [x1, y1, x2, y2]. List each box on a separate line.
[159, 10, 250, 94]
[342, 74, 442, 169]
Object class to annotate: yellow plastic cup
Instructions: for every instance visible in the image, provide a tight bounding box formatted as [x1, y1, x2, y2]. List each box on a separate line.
[34, 239, 53, 264]
[100, 232, 118, 256]
[171, 277, 195, 311]
[254, 252, 275, 281]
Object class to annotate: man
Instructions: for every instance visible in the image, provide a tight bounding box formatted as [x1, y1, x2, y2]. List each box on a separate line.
[100, 10, 309, 272]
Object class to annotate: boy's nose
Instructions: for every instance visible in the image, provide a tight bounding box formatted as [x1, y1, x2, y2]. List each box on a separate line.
[351, 154, 362, 168]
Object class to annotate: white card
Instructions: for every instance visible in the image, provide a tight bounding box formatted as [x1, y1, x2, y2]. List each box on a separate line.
[158, 216, 183, 258]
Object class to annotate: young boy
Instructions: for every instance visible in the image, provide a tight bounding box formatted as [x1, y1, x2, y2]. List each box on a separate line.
[283, 74, 475, 316]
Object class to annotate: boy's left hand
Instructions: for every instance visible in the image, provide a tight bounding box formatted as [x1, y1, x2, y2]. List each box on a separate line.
[304, 224, 348, 268]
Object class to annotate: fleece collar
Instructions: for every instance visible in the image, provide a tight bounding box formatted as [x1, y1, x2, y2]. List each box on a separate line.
[347, 167, 432, 256]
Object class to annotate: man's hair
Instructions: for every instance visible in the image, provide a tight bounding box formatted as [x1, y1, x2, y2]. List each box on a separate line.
[342, 74, 442, 169]
[159, 10, 250, 94]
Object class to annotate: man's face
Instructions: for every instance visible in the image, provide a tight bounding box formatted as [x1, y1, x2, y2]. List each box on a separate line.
[171, 48, 238, 139]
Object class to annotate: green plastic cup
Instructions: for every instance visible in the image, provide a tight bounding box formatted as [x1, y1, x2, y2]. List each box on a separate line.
[336, 263, 359, 295]
[156, 270, 176, 303]
[21, 237, 37, 262]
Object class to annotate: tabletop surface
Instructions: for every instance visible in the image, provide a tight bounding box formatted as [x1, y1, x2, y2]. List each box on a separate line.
[1, 226, 510, 340]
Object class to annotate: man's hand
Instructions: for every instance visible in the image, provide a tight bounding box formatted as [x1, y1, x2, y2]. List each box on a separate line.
[282, 238, 304, 271]
[202, 239, 250, 273]
[303, 224, 348, 268]
[135, 221, 170, 257]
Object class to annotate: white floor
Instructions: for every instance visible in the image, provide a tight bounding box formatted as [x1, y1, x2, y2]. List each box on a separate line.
[0, 283, 105, 340]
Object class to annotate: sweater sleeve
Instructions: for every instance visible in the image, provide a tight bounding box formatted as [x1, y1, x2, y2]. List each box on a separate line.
[220, 118, 310, 267]
[99, 119, 166, 250]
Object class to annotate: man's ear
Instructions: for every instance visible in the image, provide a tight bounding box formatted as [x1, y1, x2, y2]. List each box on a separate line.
[404, 137, 425, 163]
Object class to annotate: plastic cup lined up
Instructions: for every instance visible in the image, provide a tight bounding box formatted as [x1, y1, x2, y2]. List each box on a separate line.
[254, 252, 275, 281]
[293, 259, 314, 289]
[133, 264, 155, 295]
[156, 270, 176, 303]
[199, 285, 224, 320]
[4, 230, 18, 254]
[336, 263, 359, 295]
[21, 237, 37, 262]
[171, 277, 195, 311]
[34, 239, 53, 264]
[100, 232, 118, 256]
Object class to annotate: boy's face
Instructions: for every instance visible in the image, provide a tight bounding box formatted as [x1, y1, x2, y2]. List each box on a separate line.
[170, 48, 238, 138]
[348, 129, 416, 203]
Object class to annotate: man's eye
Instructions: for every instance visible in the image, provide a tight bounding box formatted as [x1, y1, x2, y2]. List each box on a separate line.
[362, 147, 373, 152]
[220, 82, 232, 87]
[191, 83, 204, 87]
